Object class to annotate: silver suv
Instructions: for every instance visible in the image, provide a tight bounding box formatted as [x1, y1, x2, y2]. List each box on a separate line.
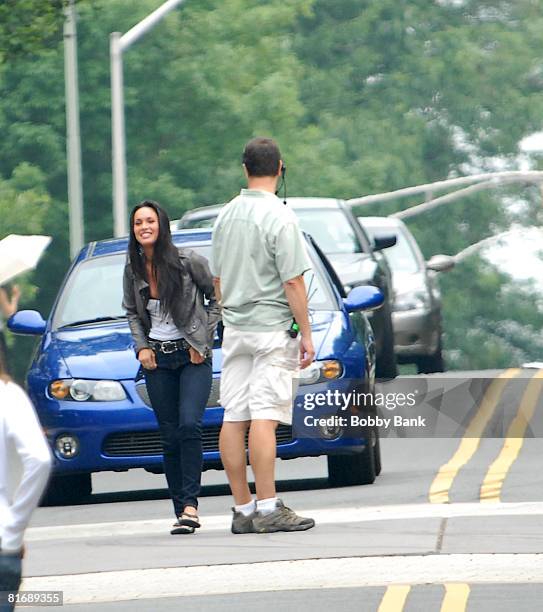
[358, 216, 454, 373]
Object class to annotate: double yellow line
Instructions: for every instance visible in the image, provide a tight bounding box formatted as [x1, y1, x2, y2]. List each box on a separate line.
[377, 368, 541, 611]
[378, 583, 470, 611]
[429, 368, 521, 504]
[480, 369, 543, 502]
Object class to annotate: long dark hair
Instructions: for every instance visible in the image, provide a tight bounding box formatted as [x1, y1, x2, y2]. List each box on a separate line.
[128, 200, 183, 318]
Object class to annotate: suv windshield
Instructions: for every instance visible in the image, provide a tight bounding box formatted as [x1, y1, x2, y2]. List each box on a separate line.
[366, 226, 420, 274]
[294, 209, 362, 254]
[180, 216, 216, 229]
[52, 244, 335, 330]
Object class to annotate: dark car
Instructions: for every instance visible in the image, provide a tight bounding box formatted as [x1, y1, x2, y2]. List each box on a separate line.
[359, 216, 455, 373]
[9, 229, 384, 504]
[175, 198, 399, 378]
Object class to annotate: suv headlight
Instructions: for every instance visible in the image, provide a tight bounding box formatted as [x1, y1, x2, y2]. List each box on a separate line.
[49, 379, 126, 402]
[393, 289, 429, 312]
[298, 360, 343, 385]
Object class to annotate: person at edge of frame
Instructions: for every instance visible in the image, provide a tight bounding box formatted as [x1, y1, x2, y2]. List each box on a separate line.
[211, 137, 316, 534]
[0, 286, 20, 375]
[0, 349, 52, 612]
[122, 200, 220, 535]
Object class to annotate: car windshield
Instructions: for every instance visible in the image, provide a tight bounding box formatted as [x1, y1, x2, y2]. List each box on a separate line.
[294, 209, 362, 254]
[52, 254, 127, 329]
[52, 243, 335, 330]
[365, 226, 420, 274]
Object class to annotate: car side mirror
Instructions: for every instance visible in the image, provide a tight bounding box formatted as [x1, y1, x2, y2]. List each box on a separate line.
[373, 233, 397, 252]
[343, 285, 384, 313]
[426, 254, 455, 273]
[8, 310, 46, 335]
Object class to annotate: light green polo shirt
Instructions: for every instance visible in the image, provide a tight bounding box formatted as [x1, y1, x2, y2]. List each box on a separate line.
[211, 189, 311, 331]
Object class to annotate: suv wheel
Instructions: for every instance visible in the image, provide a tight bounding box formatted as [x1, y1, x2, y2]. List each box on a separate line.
[417, 336, 445, 374]
[376, 303, 398, 379]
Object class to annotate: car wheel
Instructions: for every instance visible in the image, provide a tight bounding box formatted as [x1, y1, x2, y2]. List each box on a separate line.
[328, 429, 377, 486]
[40, 473, 92, 506]
[376, 303, 398, 379]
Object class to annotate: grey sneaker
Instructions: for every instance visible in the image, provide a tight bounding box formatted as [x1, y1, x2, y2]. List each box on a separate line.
[231, 507, 257, 534]
[252, 499, 315, 533]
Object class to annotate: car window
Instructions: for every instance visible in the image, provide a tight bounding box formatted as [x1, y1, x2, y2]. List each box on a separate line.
[303, 261, 336, 311]
[52, 242, 336, 329]
[294, 209, 362, 255]
[365, 226, 420, 274]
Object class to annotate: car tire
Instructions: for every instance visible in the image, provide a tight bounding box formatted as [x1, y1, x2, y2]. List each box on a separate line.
[40, 473, 92, 506]
[376, 303, 398, 379]
[328, 429, 377, 486]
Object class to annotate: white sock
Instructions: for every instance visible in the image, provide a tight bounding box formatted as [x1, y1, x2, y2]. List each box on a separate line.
[256, 497, 278, 516]
[235, 500, 256, 517]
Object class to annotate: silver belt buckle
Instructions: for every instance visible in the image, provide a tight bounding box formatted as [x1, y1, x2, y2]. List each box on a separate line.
[161, 341, 177, 354]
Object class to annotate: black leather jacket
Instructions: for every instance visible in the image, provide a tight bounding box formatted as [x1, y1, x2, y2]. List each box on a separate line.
[122, 248, 220, 357]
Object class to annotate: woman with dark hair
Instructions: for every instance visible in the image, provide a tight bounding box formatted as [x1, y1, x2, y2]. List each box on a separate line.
[122, 200, 220, 535]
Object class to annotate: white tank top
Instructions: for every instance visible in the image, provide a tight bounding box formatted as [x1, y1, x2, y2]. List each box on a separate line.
[146, 299, 184, 341]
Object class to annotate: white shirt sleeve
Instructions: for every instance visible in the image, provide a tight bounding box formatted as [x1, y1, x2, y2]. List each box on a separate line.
[1, 383, 51, 552]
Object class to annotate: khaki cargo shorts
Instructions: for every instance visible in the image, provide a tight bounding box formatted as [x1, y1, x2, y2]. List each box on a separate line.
[220, 327, 300, 425]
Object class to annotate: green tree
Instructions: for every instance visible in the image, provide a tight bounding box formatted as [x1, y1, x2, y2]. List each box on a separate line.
[0, 0, 67, 63]
[2, 0, 543, 376]
[0, 163, 55, 379]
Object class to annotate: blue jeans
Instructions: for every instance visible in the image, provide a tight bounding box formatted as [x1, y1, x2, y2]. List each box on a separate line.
[0, 551, 22, 612]
[144, 347, 212, 516]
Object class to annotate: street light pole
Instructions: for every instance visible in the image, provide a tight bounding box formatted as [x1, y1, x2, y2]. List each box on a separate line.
[110, 32, 126, 239]
[453, 229, 521, 263]
[64, 0, 84, 258]
[110, 0, 186, 237]
[390, 177, 529, 220]
[347, 171, 543, 209]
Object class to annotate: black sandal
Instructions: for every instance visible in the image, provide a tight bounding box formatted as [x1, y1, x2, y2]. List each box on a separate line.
[170, 520, 195, 535]
[178, 511, 201, 529]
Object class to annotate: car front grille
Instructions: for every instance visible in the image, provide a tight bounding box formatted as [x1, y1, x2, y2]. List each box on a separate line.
[103, 430, 162, 457]
[102, 425, 293, 457]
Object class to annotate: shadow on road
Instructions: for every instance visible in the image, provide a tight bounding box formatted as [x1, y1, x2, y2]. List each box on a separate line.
[77, 477, 330, 506]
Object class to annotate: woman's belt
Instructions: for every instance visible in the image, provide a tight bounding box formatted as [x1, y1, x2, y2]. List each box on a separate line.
[148, 338, 191, 354]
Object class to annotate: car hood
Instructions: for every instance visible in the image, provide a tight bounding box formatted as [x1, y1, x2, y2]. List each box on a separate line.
[326, 253, 376, 287]
[52, 314, 336, 380]
[53, 324, 139, 380]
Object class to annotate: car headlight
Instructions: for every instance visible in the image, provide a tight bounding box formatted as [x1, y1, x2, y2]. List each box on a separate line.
[49, 379, 126, 402]
[393, 289, 429, 312]
[70, 379, 93, 401]
[298, 360, 343, 385]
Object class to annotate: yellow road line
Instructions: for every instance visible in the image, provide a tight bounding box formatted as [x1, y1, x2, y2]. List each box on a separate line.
[377, 585, 411, 611]
[429, 368, 520, 503]
[441, 583, 470, 612]
[480, 369, 543, 503]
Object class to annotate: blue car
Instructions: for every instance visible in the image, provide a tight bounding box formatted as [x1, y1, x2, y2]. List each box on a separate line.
[9, 230, 384, 504]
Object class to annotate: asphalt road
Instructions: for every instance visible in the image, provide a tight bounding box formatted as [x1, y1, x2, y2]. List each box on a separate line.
[18, 368, 543, 611]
